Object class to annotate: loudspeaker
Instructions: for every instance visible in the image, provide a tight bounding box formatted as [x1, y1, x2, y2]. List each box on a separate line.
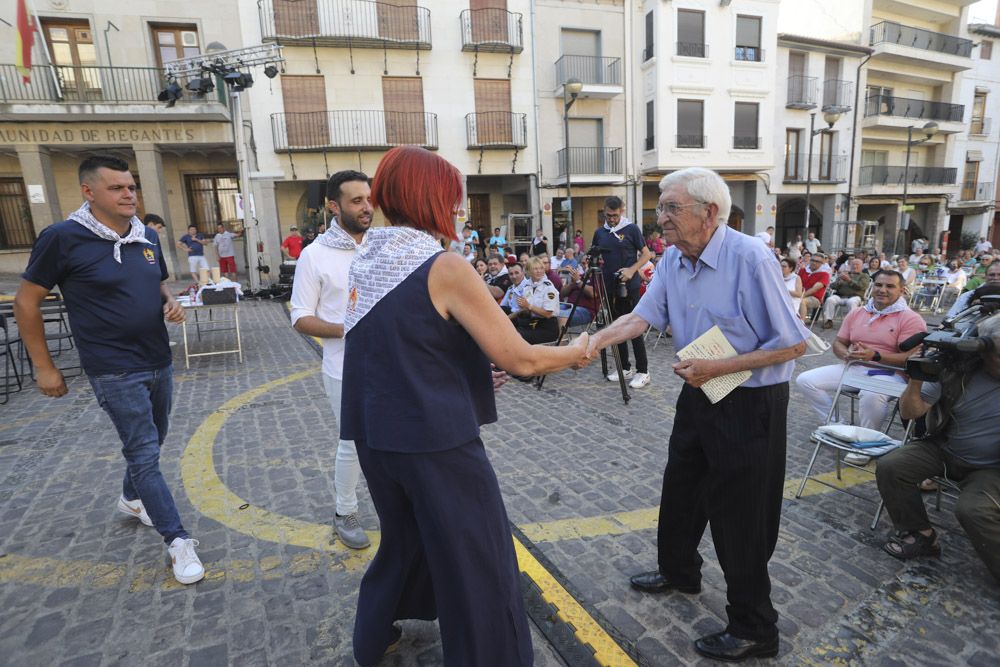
[307, 181, 325, 210]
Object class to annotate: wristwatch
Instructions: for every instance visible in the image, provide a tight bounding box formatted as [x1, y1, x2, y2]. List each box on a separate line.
[872, 351, 882, 363]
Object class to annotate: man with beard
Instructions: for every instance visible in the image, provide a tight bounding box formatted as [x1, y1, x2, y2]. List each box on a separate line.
[290, 170, 373, 550]
[484, 254, 512, 300]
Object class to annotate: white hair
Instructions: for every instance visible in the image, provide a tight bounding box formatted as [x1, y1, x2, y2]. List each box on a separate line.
[658, 168, 732, 227]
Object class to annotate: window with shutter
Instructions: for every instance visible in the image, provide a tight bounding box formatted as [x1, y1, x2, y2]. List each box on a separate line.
[474, 79, 512, 144]
[282, 76, 329, 149]
[273, 0, 318, 38]
[379, 0, 419, 42]
[383, 77, 426, 144]
[471, 0, 509, 44]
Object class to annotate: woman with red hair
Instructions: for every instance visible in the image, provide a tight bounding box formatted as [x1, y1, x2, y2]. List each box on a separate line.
[341, 146, 589, 666]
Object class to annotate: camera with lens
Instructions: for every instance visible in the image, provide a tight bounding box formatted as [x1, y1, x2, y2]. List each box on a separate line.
[613, 269, 629, 298]
[586, 245, 610, 263]
[903, 288, 1000, 381]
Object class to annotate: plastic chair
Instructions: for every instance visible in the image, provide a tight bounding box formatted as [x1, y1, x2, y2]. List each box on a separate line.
[795, 360, 913, 529]
[0, 314, 22, 404]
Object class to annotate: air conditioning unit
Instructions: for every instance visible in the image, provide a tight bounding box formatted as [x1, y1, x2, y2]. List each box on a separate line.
[182, 31, 199, 48]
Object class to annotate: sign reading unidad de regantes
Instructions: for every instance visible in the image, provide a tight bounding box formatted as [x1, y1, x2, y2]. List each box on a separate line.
[0, 124, 232, 146]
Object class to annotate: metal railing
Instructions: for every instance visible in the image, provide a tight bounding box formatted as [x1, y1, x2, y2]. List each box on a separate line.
[556, 147, 622, 176]
[786, 76, 816, 108]
[864, 94, 964, 122]
[465, 112, 527, 148]
[555, 55, 622, 86]
[259, 0, 432, 49]
[676, 134, 705, 149]
[642, 45, 654, 61]
[733, 135, 760, 149]
[859, 165, 957, 187]
[676, 42, 707, 58]
[961, 181, 994, 201]
[0, 63, 223, 104]
[460, 8, 523, 52]
[784, 154, 848, 182]
[271, 110, 438, 152]
[870, 21, 973, 57]
[822, 79, 853, 110]
[735, 46, 764, 62]
[970, 117, 992, 135]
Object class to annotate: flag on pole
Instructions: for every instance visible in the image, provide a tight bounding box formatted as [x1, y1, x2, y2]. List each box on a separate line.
[16, 0, 37, 84]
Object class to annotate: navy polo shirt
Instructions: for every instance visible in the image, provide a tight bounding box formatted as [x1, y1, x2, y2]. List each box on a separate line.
[592, 223, 647, 291]
[21, 220, 171, 374]
[179, 233, 205, 256]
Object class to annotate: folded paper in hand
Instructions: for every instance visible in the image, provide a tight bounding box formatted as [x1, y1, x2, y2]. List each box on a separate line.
[676, 325, 750, 404]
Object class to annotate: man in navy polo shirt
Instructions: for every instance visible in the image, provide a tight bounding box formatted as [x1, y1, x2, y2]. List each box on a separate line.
[592, 196, 654, 388]
[14, 155, 205, 585]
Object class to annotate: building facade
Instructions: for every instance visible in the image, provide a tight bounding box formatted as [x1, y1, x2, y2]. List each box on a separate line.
[0, 1, 245, 277]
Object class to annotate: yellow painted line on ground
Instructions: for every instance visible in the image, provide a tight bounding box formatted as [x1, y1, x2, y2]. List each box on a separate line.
[512, 537, 638, 666]
[178, 367, 380, 572]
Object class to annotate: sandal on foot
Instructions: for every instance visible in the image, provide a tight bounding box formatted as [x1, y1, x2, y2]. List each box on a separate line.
[918, 479, 939, 493]
[883, 529, 940, 560]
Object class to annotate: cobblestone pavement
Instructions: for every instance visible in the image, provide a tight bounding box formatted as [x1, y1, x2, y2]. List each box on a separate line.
[1, 274, 998, 666]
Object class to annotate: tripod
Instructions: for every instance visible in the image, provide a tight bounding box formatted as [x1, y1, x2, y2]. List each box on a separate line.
[535, 263, 630, 403]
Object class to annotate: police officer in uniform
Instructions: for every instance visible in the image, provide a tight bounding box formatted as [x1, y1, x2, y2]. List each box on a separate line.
[500, 263, 530, 315]
[592, 196, 654, 388]
[512, 257, 560, 343]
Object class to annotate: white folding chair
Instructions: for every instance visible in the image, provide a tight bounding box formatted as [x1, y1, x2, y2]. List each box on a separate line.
[795, 360, 913, 529]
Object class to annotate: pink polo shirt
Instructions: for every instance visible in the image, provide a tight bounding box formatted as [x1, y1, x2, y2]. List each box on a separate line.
[836, 306, 927, 355]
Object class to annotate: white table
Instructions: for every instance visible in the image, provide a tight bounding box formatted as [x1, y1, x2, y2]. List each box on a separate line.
[180, 302, 243, 368]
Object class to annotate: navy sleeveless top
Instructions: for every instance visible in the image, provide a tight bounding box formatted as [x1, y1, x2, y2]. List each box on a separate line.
[340, 253, 497, 453]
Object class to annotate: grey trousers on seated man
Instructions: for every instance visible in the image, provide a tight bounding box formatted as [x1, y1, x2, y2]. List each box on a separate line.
[876, 437, 1000, 582]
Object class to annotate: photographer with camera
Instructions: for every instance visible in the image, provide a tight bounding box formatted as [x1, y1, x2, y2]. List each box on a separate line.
[875, 313, 1000, 583]
[591, 196, 654, 388]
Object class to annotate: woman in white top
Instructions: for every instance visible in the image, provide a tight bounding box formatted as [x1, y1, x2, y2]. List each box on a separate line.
[780, 257, 803, 318]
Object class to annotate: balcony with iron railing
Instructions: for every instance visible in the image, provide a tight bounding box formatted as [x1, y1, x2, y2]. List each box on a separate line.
[786, 76, 817, 109]
[733, 135, 761, 150]
[858, 165, 957, 187]
[869, 21, 973, 71]
[822, 79, 853, 111]
[960, 181, 994, 202]
[676, 42, 708, 58]
[734, 46, 764, 63]
[465, 112, 527, 149]
[676, 134, 706, 149]
[0, 63, 227, 112]
[271, 110, 438, 152]
[555, 55, 622, 97]
[556, 147, 622, 177]
[783, 154, 848, 183]
[865, 95, 965, 132]
[259, 0, 432, 50]
[970, 116, 992, 136]
[460, 8, 523, 53]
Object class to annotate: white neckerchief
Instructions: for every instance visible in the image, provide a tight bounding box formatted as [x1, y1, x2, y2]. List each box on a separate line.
[314, 218, 364, 251]
[603, 216, 632, 234]
[863, 296, 909, 324]
[68, 201, 152, 263]
[486, 265, 509, 283]
[344, 226, 442, 334]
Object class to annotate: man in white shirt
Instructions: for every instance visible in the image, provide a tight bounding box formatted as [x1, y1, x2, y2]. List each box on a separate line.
[974, 237, 993, 255]
[290, 170, 373, 550]
[213, 222, 243, 280]
[755, 226, 774, 246]
[804, 232, 821, 254]
[550, 248, 565, 271]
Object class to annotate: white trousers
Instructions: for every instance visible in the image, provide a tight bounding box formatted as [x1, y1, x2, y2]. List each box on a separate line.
[322, 371, 362, 516]
[823, 294, 862, 322]
[795, 363, 905, 430]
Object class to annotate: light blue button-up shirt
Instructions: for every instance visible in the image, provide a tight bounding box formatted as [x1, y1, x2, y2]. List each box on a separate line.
[634, 224, 810, 387]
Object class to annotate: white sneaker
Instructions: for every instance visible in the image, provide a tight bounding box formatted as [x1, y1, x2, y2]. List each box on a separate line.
[629, 372, 651, 389]
[168, 537, 205, 585]
[117, 495, 153, 527]
[607, 369, 635, 382]
[844, 453, 872, 466]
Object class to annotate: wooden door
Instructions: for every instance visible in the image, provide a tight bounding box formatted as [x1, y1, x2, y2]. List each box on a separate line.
[282, 76, 328, 149]
[474, 79, 512, 144]
[382, 77, 425, 144]
[42, 20, 100, 100]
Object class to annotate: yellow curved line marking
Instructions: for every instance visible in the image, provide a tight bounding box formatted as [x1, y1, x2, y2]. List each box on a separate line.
[178, 367, 379, 569]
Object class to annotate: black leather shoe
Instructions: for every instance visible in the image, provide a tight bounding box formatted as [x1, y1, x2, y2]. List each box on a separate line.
[694, 631, 779, 662]
[629, 571, 700, 594]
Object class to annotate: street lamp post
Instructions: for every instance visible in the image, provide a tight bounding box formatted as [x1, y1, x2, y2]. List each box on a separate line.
[803, 109, 842, 244]
[562, 78, 584, 246]
[899, 121, 939, 253]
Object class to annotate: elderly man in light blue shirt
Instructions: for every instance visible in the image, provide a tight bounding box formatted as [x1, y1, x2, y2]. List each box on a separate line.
[588, 167, 809, 663]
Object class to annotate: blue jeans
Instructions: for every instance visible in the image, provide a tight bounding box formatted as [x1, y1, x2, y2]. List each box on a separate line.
[88, 365, 187, 544]
[558, 303, 593, 328]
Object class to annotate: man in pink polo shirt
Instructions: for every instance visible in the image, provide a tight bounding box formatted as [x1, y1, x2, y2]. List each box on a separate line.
[796, 269, 926, 433]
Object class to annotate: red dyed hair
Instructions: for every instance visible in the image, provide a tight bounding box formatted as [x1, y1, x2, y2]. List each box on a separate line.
[371, 146, 462, 240]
